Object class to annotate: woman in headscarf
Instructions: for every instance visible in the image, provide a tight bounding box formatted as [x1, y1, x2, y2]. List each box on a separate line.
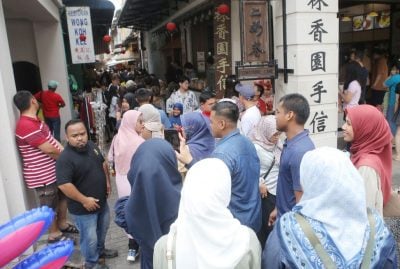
[108, 110, 144, 262]
[126, 139, 182, 269]
[262, 147, 397, 268]
[343, 104, 392, 215]
[139, 104, 164, 139]
[169, 103, 183, 127]
[181, 112, 215, 164]
[250, 115, 282, 248]
[153, 158, 261, 269]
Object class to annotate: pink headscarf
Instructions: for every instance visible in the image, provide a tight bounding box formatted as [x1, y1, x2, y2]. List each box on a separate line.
[250, 115, 282, 164]
[109, 110, 145, 175]
[346, 105, 393, 205]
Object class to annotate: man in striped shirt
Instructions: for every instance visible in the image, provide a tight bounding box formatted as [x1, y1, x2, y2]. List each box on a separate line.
[13, 90, 74, 242]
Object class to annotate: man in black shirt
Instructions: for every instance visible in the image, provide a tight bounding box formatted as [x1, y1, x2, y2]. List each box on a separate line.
[56, 119, 117, 269]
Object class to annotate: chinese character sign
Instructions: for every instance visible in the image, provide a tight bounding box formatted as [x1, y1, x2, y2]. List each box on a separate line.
[243, 1, 269, 63]
[66, 7, 95, 64]
[214, 1, 231, 98]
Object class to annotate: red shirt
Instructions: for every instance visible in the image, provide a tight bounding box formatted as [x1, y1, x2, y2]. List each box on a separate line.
[15, 116, 60, 188]
[34, 90, 65, 118]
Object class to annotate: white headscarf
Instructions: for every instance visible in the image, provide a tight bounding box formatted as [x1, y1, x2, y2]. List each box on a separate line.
[138, 104, 164, 138]
[250, 115, 283, 164]
[297, 147, 368, 260]
[172, 158, 250, 269]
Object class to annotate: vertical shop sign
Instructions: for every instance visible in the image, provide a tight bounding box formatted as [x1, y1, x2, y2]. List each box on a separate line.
[66, 7, 95, 64]
[214, 1, 232, 98]
[306, 1, 331, 134]
[243, 1, 269, 63]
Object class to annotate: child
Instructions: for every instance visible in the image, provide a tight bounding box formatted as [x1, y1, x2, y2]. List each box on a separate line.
[169, 103, 183, 127]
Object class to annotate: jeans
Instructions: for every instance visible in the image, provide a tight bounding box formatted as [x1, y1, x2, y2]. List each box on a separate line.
[71, 203, 110, 268]
[45, 117, 61, 141]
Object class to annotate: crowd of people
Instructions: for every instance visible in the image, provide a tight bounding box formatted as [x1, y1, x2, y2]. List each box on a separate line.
[11, 63, 400, 269]
[339, 48, 400, 160]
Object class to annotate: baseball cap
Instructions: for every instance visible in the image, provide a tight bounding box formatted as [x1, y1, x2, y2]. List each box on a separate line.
[235, 83, 255, 99]
[48, 80, 59, 89]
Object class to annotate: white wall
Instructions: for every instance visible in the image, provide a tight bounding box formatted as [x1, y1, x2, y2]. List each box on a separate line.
[231, 0, 241, 70]
[272, 0, 339, 148]
[0, 0, 30, 222]
[34, 21, 72, 140]
[0, 0, 73, 223]
[6, 20, 39, 65]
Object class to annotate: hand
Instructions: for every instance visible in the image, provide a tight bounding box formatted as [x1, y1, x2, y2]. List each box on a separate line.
[259, 183, 268, 198]
[175, 132, 193, 165]
[82, 197, 100, 212]
[268, 208, 277, 227]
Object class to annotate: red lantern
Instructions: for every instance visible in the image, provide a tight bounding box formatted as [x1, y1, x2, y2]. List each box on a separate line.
[79, 34, 86, 42]
[166, 22, 176, 32]
[103, 35, 112, 43]
[105, 48, 110, 54]
[217, 4, 230, 15]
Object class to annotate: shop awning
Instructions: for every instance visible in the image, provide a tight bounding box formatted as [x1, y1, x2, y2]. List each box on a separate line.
[117, 0, 195, 30]
[340, 0, 400, 8]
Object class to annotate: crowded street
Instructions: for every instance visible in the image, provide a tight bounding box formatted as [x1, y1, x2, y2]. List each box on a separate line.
[1, 0, 400, 268]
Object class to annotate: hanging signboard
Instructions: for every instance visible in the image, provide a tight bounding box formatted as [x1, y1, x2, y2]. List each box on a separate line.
[66, 7, 95, 64]
[236, 0, 276, 81]
[242, 0, 269, 63]
[236, 61, 277, 80]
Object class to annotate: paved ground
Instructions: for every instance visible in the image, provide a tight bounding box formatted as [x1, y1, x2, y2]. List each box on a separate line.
[8, 136, 400, 268]
[62, 174, 141, 269]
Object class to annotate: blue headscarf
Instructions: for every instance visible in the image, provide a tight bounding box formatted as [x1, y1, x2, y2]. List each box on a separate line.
[181, 112, 215, 163]
[169, 103, 183, 126]
[125, 139, 182, 250]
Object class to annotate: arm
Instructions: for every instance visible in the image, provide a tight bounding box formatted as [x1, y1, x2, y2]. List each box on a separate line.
[358, 166, 382, 215]
[193, 92, 199, 110]
[295, 191, 303, 203]
[175, 132, 194, 167]
[54, 140, 64, 151]
[339, 90, 354, 104]
[58, 183, 100, 211]
[38, 141, 62, 159]
[240, 117, 252, 137]
[166, 95, 174, 115]
[103, 161, 111, 198]
[372, 74, 385, 89]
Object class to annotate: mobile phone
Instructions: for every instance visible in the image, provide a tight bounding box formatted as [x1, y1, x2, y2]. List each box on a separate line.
[164, 128, 180, 152]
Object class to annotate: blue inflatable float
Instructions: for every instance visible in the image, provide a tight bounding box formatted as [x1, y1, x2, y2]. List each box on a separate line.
[0, 206, 73, 268]
[13, 240, 74, 269]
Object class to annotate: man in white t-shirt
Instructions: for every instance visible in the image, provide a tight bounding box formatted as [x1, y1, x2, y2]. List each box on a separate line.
[236, 83, 261, 137]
